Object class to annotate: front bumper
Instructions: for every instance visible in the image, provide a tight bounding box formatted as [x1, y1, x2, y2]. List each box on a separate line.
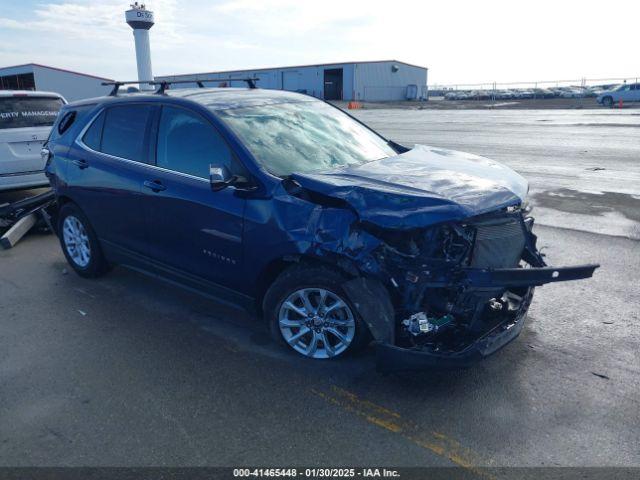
[462, 264, 599, 289]
[376, 294, 530, 372]
[375, 263, 599, 373]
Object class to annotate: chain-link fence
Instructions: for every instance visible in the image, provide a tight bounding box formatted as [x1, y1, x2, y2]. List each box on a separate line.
[362, 85, 429, 101]
[427, 77, 639, 106]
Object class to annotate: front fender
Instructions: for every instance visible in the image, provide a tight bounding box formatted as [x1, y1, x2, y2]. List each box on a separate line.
[342, 275, 395, 344]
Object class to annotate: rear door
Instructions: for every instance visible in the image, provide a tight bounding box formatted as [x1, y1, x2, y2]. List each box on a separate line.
[141, 104, 247, 292]
[67, 103, 156, 259]
[0, 95, 64, 175]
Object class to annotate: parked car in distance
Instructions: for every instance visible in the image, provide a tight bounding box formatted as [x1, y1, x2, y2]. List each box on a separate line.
[44, 86, 598, 371]
[0, 90, 66, 191]
[518, 89, 535, 99]
[493, 90, 515, 100]
[583, 86, 601, 98]
[445, 91, 470, 100]
[597, 83, 640, 107]
[558, 87, 584, 98]
[532, 88, 555, 99]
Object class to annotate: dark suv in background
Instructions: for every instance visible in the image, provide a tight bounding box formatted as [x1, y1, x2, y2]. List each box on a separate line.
[44, 85, 597, 371]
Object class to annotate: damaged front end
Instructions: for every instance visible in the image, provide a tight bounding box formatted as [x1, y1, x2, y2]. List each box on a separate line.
[339, 208, 598, 372]
[280, 146, 598, 371]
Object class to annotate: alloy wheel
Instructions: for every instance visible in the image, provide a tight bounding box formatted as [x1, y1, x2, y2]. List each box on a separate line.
[62, 215, 91, 268]
[278, 288, 356, 359]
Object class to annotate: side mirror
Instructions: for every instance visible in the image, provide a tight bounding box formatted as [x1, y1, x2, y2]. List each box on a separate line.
[209, 164, 234, 191]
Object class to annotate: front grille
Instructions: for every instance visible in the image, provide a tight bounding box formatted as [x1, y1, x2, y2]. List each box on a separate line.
[470, 218, 526, 269]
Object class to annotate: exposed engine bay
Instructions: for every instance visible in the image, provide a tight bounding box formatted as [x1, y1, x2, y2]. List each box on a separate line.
[361, 208, 539, 355]
[332, 205, 596, 371]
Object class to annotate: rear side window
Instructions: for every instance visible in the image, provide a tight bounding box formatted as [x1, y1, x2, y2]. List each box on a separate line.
[156, 105, 233, 179]
[82, 111, 105, 151]
[100, 105, 153, 163]
[0, 96, 63, 129]
[48, 105, 96, 144]
[57, 111, 77, 135]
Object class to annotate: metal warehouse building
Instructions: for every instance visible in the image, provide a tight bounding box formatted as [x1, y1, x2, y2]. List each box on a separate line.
[157, 60, 428, 102]
[0, 63, 113, 102]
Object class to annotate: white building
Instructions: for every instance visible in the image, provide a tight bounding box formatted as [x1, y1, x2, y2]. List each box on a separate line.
[157, 60, 428, 102]
[0, 63, 112, 101]
[0, 60, 428, 103]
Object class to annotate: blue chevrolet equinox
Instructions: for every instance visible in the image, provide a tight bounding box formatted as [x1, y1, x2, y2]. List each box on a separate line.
[43, 85, 598, 371]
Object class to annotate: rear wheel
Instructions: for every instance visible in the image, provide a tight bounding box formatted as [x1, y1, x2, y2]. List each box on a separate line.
[602, 96, 613, 108]
[58, 203, 110, 278]
[263, 264, 370, 359]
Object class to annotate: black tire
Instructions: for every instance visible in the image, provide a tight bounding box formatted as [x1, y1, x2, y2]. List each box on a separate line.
[263, 263, 370, 359]
[602, 96, 613, 108]
[57, 203, 110, 278]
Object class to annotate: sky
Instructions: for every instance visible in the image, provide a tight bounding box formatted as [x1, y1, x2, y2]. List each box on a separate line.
[0, 0, 637, 86]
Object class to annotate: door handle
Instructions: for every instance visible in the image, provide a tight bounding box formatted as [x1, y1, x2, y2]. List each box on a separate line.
[72, 159, 89, 169]
[143, 180, 167, 192]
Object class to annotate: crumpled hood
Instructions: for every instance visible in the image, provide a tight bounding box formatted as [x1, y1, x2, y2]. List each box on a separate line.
[291, 145, 529, 229]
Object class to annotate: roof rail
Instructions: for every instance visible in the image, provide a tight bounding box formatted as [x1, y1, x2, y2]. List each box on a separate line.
[196, 78, 260, 89]
[154, 78, 260, 93]
[101, 78, 260, 96]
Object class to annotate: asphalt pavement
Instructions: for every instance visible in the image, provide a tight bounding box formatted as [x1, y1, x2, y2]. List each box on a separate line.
[1, 109, 638, 474]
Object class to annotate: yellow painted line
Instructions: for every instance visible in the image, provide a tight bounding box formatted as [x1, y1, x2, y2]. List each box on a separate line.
[365, 415, 403, 433]
[310, 386, 495, 480]
[331, 386, 402, 418]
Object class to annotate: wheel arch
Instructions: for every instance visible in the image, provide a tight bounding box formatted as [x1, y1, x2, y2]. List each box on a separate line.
[253, 253, 362, 316]
[255, 251, 398, 345]
[49, 195, 77, 235]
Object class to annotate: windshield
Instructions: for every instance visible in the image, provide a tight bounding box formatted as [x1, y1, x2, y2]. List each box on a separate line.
[0, 96, 63, 130]
[216, 101, 397, 176]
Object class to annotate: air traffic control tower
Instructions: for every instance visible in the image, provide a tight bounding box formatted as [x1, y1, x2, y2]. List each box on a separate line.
[125, 3, 155, 90]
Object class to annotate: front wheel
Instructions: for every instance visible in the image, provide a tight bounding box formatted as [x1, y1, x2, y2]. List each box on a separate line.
[602, 96, 613, 108]
[263, 264, 370, 359]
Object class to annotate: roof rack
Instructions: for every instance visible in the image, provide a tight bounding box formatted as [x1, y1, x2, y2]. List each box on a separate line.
[101, 77, 259, 96]
[193, 78, 260, 89]
[101, 80, 153, 96]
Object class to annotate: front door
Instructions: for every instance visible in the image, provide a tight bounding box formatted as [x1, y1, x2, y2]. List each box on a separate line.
[142, 104, 246, 292]
[324, 68, 343, 100]
[618, 84, 633, 102]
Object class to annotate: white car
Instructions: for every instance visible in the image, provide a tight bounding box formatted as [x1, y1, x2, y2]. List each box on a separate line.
[0, 90, 66, 191]
[597, 83, 640, 107]
[559, 87, 586, 98]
